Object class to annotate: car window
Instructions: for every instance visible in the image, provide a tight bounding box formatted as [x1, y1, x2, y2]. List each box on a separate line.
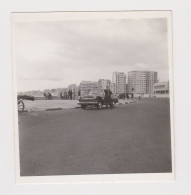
[89, 90, 104, 96]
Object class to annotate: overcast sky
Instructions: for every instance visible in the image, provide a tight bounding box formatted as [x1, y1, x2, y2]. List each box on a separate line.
[15, 18, 169, 92]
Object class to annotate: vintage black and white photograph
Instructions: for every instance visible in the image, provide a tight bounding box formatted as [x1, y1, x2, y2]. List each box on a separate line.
[12, 11, 174, 182]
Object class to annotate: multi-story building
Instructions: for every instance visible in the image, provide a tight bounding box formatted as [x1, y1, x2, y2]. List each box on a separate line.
[110, 83, 115, 94]
[78, 81, 99, 96]
[98, 79, 111, 90]
[153, 81, 169, 94]
[128, 71, 158, 94]
[112, 71, 126, 94]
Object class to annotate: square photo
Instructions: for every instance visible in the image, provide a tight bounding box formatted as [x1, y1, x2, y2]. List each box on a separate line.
[12, 11, 174, 183]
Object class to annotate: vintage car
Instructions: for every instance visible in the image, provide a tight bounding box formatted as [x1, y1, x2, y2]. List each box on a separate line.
[77, 89, 118, 110]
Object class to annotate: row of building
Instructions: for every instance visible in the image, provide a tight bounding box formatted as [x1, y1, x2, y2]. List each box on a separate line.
[19, 71, 169, 97]
[78, 71, 169, 96]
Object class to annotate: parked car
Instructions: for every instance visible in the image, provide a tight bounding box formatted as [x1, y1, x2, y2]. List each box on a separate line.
[78, 89, 118, 110]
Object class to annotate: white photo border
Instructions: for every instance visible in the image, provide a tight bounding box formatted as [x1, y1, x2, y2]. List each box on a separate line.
[12, 10, 174, 184]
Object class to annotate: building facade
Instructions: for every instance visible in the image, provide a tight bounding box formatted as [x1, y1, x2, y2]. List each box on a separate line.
[98, 79, 111, 90]
[112, 71, 126, 94]
[128, 71, 158, 94]
[153, 81, 169, 94]
[110, 83, 115, 94]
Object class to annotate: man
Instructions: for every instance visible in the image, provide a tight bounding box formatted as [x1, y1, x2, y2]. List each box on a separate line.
[104, 86, 113, 109]
[70, 89, 73, 100]
[60, 92, 63, 100]
[131, 92, 134, 100]
[68, 89, 70, 100]
[126, 92, 129, 100]
[44, 92, 47, 100]
[68, 89, 72, 100]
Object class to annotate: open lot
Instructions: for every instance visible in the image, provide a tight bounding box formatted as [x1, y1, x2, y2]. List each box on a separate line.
[18, 98, 172, 176]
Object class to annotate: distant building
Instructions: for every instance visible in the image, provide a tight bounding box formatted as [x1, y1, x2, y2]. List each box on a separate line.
[112, 71, 126, 94]
[153, 81, 169, 94]
[110, 83, 115, 94]
[98, 79, 111, 90]
[44, 89, 51, 93]
[56, 88, 68, 94]
[126, 84, 130, 93]
[22, 90, 43, 96]
[128, 71, 158, 94]
[78, 81, 99, 96]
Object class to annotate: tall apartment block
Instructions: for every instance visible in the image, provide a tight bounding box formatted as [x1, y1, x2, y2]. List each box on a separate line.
[112, 71, 126, 94]
[128, 71, 158, 94]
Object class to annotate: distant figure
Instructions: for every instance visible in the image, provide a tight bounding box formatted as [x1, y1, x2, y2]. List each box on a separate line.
[78, 90, 81, 97]
[64, 92, 67, 100]
[73, 89, 76, 100]
[123, 93, 125, 100]
[70, 90, 73, 100]
[131, 93, 134, 100]
[126, 93, 129, 100]
[48, 92, 52, 100]
[104, 86, 113, 109]
[68, 89, 72, 100]
[44, 92, 47, 100]
[68, 89, 71, 100]
[60, 92, 63, 100]
[139, 95, 141, 101]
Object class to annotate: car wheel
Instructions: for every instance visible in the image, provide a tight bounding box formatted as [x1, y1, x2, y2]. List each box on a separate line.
[97, 102, 102, 110]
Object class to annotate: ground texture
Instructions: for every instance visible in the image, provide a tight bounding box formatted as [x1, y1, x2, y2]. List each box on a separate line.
[18, 98, 172, 176]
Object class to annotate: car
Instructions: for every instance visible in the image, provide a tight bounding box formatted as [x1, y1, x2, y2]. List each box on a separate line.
[77, 89, 118, 110]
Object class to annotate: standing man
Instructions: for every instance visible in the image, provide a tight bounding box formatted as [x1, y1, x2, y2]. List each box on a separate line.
[68, 89, 70, 100]
[69, 89, 73, 100]
[44, 92, 47, 100]
[131, 92, 134, 100]
[64, 91, 67, 100]
[104, 86, 113, 109]
[73, 89, 76, 100]
[126, 93, 129, 100]
[60, 92, 63, 100]
[68, 89, 72, 100]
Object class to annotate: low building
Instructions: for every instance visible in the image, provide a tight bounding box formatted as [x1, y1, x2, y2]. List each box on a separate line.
[78, 81, 99, 96]
[98, 79, 111, 90]
[153, 81, 169, 94]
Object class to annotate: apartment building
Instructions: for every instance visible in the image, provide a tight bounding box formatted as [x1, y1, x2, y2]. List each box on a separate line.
[112, 71, 126, 94]
[128, 71, 158, 94]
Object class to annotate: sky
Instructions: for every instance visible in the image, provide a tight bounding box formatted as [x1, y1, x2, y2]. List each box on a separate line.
[15, 18, 169, 92]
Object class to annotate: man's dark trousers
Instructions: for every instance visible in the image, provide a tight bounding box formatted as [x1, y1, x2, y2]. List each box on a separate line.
[104, 89, 113, 109]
